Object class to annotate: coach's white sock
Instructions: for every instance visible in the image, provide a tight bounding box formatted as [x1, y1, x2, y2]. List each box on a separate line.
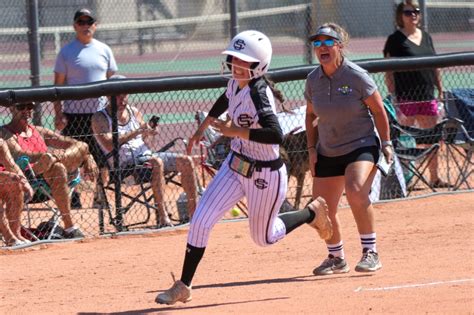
[327, 241, 345, 259]
[360, 233, 377, 252]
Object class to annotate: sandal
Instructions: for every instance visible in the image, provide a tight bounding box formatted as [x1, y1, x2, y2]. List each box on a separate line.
[431, 180, 454, 189]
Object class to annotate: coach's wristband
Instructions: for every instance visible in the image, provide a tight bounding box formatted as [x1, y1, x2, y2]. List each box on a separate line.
[382, 140, 393, 147]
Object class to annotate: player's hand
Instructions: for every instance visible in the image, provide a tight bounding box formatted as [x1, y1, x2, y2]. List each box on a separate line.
[210, 119, 239, 138]
[308, 147, 317, 177]
[187, 131, 203, 155]
[54, 112, 67, 132]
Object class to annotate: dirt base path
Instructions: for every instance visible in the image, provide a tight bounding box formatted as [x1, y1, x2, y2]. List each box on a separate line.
[1, 193, 473, 314]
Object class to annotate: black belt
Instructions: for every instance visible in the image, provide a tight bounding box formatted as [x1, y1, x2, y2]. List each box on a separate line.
[232, 151, 283, 171]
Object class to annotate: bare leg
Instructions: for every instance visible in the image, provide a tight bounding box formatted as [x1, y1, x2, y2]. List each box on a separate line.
[344, 161, 378, 234]
[50, 142, 98, 181]
[313, 176, 345, 245]
[176, 156, 198, 218]
[0, 173, 25, 244]
[43, 163, 74, 229]
[148, 157, 172, 226]
[0, 207, 18, 245]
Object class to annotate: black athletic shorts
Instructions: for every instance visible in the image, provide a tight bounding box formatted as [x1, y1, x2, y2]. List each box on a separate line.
[315, 146, 379, 178]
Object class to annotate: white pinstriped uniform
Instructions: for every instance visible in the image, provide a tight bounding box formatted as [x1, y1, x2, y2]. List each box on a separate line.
[188, 79, 288, 248]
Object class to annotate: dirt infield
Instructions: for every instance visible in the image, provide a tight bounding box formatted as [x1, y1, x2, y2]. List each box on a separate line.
[1, 192, 473, 314]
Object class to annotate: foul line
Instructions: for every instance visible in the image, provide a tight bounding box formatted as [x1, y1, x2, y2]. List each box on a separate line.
[354, 278, 474, 292]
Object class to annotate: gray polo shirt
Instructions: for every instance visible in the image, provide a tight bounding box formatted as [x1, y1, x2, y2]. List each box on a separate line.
[54, 38, 118, 114]
[304, 59, 378, 157]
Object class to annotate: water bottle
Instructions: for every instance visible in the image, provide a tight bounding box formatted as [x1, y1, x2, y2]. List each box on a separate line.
[17, 156, 36, 182]
[176, 192, 189, 222]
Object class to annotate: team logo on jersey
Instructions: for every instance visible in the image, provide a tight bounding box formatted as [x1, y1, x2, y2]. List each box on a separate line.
[254, 178, 268, 190]
[233, 39, 246, 50]
[337, 85, 352, 95]
[238, 114, 253, 128]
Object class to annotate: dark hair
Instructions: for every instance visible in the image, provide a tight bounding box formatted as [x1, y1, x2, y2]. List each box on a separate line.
[396, 0, 420, 28]
[263, 76, 285, 104]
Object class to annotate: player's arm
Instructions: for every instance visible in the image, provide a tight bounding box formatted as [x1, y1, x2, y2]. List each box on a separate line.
[187, 92, 229, 154]
[247, 81, 283, 144]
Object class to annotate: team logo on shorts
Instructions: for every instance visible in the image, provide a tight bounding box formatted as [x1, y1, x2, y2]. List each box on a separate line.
[337, 85, 352, 95]
[238, 114, 253, 128]
[254, 178, 268, 190]
[233, 39, 246, 50]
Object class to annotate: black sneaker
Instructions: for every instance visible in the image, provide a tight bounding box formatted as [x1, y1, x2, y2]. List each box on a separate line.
[63, 227, 85, 239]
[313, 254, 350, 276]
[355, 248, 382, 272]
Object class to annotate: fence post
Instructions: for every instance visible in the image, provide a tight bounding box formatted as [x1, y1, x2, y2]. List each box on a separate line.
[420, 0, 428, 31]
[111, 95, 123, 231]
[229, 0, 238, 39]
[304, 4, 313, 65]
[26, 0, 42, 126]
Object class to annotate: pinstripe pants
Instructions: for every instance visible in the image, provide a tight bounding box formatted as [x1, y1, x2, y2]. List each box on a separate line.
[188, 154, 288, 248]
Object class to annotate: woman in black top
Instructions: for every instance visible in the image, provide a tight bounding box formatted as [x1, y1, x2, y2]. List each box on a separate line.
[383, 0, 450, 188]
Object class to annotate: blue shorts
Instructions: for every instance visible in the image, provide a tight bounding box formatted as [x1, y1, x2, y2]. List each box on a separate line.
[315, 146, 379, 178]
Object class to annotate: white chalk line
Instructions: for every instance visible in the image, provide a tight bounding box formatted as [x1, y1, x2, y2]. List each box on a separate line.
[354, 278, 474, 292]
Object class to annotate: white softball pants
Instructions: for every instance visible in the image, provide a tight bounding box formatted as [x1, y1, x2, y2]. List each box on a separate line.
[187, 154, 288, 248]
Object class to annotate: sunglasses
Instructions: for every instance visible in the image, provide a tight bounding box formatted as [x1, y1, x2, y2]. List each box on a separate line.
[403, 8, 420, 17]
[15, 103, 35, 111]
[76, 19, 95, 26]
[312, 39, 337, 48]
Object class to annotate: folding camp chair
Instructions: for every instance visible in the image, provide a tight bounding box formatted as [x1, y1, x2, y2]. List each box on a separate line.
[443, 89, 474, 190]
[383, 96, 454, 195]
[95, 137, 185, 233]
[16, 156, 81, 242]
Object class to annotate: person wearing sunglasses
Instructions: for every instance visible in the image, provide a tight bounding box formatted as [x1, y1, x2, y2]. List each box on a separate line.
[1, 102, 99, 240]
[383, 0, 449, 189]
[305, 23, 392, 275]
[53, 8, 118, 208]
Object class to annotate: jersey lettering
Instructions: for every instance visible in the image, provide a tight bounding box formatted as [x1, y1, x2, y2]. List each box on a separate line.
[238, 114, 253, 128]
[254, 178, 268, 190]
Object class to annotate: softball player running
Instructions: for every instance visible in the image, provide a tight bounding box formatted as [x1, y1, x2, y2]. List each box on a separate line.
[155, 30, 332, 305]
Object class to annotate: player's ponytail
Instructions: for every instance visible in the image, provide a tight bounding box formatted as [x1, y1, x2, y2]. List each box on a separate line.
[263, 76, 285, 104]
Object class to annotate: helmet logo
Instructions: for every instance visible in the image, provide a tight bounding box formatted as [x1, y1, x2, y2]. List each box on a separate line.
[233, 39, 246, 50]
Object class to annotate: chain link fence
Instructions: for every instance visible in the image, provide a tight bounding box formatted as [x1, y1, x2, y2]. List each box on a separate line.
[0, 0, 472, 89]
[0, 54, 472, 246]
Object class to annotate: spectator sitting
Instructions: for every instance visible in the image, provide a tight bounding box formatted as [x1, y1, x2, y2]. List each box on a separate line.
[1, 102, 99, 239]
[0, 139, 34, 246]
[91, 75, 199, 225]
